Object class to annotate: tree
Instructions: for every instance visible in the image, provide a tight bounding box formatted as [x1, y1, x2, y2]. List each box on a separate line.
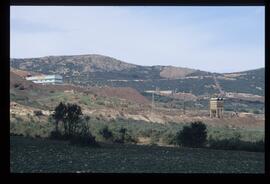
[70, 118, 98, 147]
[64, 103, 83, 137]
[52, 102, 66, 133]
[51, 102, 98, 146]
[119, 127, 127, 141]
[176, 121, 207, 148]
[52, 102, 83, 137]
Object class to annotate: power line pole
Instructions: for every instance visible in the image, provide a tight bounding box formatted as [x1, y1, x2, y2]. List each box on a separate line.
[183, 94, 185, 115]
[151, 91, 154, 117]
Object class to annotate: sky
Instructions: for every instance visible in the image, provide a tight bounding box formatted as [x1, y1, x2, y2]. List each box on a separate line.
[10, 6, 265, 73]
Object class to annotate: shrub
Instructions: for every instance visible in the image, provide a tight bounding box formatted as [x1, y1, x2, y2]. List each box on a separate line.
[208, 137, 264, 152]
[99, 126, 113, 141]
[161, 132, 177, 145]
[49, 130, 65, 140]
[19, 85, 25, 90]
[69, 132, 98, 147]
[240, 109, 249, 113]
[253, 110, 260, 114]
[14, 83, 21, 88]
[69, 122, 98, 147]
[85, 115, 90, 122]
[176, 121, 207, 148]
[113, 127, 137, 144]
[97, 100, 105, 105]
[34, 110, 43, 116]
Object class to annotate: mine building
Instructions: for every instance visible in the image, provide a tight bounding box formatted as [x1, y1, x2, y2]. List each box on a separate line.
[26, 75, 63, 85]
[210, 97, 224, 118]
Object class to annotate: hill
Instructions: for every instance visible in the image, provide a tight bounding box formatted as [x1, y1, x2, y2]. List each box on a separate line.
[10, 67, 264, 128]
[10, 54, 204, 79]
[10, 68, 149, 111]
[10, 54, 265, 116]
[220, 68, 265, 96]
[10, 54, 264, 97]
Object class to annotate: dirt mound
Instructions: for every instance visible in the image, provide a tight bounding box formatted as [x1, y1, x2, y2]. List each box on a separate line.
[88, 86, 149, 104]
[10, 67, 42, 78]
[10, 70, 36, 90]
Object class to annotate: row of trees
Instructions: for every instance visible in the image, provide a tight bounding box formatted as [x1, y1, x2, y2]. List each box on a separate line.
[51, 101, 208, 148]
[50, 102, 263, 152]
[51, 102, 137, 146]
[99, 126, 136, 144]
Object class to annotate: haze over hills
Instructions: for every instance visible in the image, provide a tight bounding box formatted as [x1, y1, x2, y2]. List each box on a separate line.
[10, 54, 265, 96]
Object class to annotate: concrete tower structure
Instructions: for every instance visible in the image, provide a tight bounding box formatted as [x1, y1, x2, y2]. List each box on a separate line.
[210, 97, 224, 118]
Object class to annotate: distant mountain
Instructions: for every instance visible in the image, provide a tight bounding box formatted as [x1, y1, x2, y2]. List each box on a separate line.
[10, 54, 264, 96]
[10, 54, 208, 80]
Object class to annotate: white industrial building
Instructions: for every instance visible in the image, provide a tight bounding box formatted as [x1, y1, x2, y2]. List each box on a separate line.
[26, 75, 63, 85]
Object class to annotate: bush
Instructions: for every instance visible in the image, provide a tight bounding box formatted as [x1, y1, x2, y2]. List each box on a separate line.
[176, 121, 207, 148]
[99, 126, 113, 141]
[208, 137, 264, 152]
[14, 83, 21, 88]
[113, 127, 137, 144]
[69, 122, 98, 147]
[34, 110, 43, 116]
[69, 132, 98, 147]
[253, 110, 260, 114]
[71, 117, 99, 146]
[161, 132, 177, 145]
[19, 85, 25, 90]
[49, 130, 65, 140]
[97, 100, 105, 105]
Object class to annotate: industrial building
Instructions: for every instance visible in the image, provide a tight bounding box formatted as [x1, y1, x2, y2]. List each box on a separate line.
[210, 97, 224, 118]
[26, 75, 63, 85]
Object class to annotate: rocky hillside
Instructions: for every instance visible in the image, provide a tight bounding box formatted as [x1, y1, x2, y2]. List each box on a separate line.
[10, 54, 264, 96]
[10, 54, 206, 80]
[219, 68, 265, 96]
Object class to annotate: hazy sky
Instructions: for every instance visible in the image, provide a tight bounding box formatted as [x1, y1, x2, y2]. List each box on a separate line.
[10, 6, 265, 73]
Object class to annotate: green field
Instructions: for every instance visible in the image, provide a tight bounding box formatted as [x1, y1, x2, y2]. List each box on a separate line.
[10, 136, 264, 173]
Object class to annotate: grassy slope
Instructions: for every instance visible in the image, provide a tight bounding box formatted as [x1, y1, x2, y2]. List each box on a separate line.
[10, 136, 264, 173]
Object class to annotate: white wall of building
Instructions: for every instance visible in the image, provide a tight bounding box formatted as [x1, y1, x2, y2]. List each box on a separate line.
[26, 75, 63, 84]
